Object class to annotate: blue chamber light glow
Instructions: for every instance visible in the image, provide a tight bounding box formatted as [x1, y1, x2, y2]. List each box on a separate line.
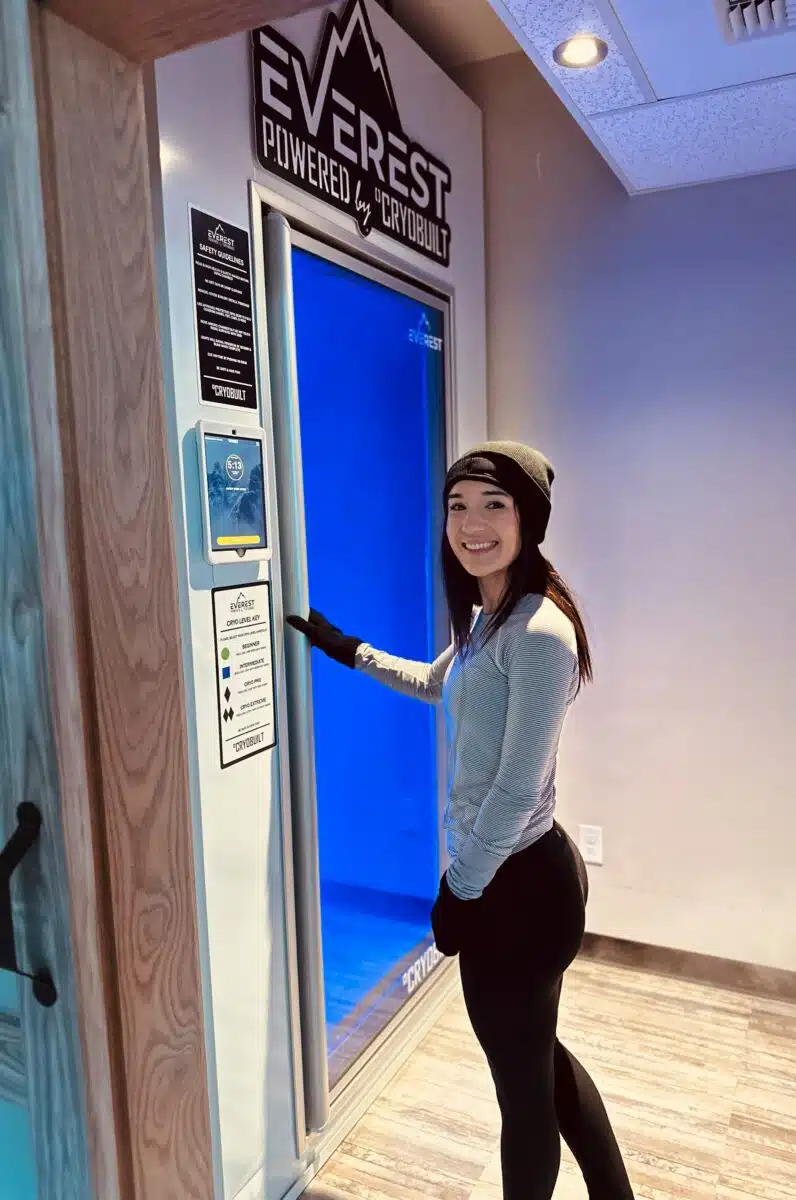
[291, 244, 447, 1080]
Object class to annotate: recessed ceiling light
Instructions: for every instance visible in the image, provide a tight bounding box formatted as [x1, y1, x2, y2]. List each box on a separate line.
[553, 34, 608, 69]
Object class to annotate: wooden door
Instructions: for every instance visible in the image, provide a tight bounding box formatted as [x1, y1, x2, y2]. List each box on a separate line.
[0, 1, 126, 1195]
[0, 0, 96, 1195]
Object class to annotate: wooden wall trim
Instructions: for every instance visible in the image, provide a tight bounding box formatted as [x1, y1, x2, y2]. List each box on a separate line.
[4, 1, 122, 1194]
[34, 10, 215, 1197]
[42, 0, 331, 63]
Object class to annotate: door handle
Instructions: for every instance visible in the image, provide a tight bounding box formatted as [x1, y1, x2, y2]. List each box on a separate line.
[0, 803, 58, 1007]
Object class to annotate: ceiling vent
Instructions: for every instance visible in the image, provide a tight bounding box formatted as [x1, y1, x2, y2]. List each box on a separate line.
[716, 0, 796, 40]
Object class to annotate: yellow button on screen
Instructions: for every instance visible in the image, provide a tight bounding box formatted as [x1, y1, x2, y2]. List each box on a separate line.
[218, 535, 261, 546]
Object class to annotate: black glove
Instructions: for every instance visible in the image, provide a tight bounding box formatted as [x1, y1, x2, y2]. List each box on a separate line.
[431, 872, 476, 958]
[286, 608, 362, 669]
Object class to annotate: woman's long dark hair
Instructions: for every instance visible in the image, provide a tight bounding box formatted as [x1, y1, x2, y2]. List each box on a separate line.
[441, 495, 593, 691]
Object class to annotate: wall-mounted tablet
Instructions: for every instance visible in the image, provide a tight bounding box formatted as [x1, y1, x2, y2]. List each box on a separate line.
[197, 421, 271, 565]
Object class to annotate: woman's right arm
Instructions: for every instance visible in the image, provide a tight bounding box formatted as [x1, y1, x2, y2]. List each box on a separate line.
[287, 609, 453, 703]
[355, 643, 454, 704]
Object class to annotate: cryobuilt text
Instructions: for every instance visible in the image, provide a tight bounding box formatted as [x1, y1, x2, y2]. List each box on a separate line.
[251, 0, 452, 266]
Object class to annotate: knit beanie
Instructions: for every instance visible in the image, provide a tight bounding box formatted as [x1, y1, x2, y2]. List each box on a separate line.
[444, 440, 555, 544]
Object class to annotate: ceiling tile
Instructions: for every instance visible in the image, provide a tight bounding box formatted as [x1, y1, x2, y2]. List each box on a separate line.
[609, 0, 796, 100]
[399, 0, 796, 190]
[501, 0, 648, 113]
[591, 74, 796, 190]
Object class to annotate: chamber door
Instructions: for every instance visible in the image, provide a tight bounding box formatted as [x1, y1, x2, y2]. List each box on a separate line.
[264, 211, 449, 1122]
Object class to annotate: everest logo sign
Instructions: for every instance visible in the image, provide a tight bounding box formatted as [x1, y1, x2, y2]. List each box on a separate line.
[251, 0, 452, 266]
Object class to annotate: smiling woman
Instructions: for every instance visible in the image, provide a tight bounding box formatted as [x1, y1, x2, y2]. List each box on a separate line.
[289, 440, 632, 1199]
[439, 443, 590, 680]
[445, 479, 522, 611]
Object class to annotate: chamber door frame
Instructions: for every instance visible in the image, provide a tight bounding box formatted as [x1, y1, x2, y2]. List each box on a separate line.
[249, 180, 457, 1146]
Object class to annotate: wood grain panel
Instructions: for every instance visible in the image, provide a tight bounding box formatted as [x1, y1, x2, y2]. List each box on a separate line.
[23, 2, 127, 1194]
[36, 11, 214, 1197]
[1, 0, 98, 1194]
[43, 0, 331, 63]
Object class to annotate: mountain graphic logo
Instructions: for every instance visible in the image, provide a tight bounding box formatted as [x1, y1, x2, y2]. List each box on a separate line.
[409, 311, 443, 352]
[208, 223, 235, 250]
[274, 0, 397, 140]
[252, 0, 452, 265]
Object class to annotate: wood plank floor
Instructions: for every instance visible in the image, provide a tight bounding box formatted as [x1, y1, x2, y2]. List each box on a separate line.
[304, 957, 796, 1199]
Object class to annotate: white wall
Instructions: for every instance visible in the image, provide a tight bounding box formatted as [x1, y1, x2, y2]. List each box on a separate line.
[152, 6, 485, 1197]
[457, 51, 796, 974]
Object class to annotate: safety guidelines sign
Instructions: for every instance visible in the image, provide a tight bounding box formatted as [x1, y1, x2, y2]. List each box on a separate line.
[190, 207, 258, 410]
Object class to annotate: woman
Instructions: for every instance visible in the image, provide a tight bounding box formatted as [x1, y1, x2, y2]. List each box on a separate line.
[288, 441, 634, 1200]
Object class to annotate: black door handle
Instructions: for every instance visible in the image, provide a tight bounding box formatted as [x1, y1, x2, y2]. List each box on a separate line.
[0, 803, 58, 1007]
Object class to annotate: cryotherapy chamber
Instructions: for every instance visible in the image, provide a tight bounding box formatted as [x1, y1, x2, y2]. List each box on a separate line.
[257, 198, 453, 1124]
[151, 1, 486, 1191]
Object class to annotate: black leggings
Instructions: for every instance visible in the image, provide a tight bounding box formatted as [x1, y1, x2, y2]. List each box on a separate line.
[458, 823, 634, 1200]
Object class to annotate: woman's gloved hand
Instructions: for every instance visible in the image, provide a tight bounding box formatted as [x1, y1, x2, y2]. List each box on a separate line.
[286, 609, 362, 669]
[431, 872, 476, 958]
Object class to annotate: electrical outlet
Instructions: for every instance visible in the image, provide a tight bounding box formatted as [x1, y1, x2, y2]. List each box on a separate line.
[578, 824, 603, 866]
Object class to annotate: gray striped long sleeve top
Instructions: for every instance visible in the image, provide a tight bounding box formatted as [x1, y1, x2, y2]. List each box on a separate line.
[355, 594, 579, 901]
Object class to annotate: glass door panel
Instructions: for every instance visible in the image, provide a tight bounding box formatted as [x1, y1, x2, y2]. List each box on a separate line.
[290, 242, 447, 1086]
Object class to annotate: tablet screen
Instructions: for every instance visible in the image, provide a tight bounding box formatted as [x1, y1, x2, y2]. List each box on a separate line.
[204, 433, 267, 552]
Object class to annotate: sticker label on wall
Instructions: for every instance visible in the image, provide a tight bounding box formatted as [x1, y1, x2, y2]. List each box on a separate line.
[190, 207, 259, 410]
[212, 582, 276, 767]
[251, 0, 452, 266]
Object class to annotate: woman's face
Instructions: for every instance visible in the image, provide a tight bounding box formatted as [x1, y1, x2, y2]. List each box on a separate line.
[446, 479, 521, 582]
